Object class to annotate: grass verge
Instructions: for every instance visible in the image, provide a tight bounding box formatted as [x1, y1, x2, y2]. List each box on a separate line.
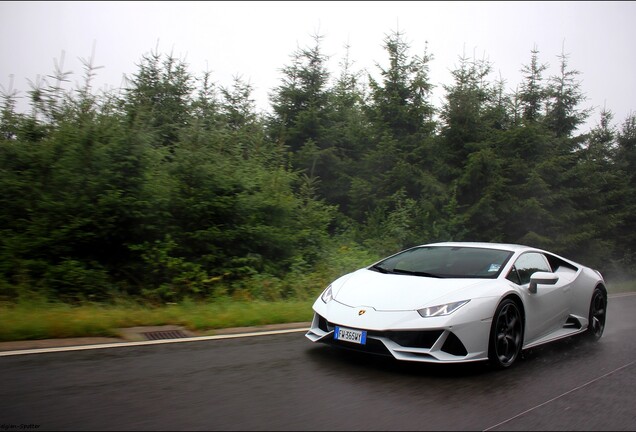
[607, 279, 636, 294]
[0, 280, 634, 343]
[0, 298, 314, 342]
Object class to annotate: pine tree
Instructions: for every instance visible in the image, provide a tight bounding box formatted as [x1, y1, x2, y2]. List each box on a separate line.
[613, 113, 636, 268]
[220, 75, 257, 131]
[545, 47, 591, 140]
[551, 108, 618, 269]
[0, 75, 19, 140]
[268, 32, 331, 154]
[519, 46, 548, 124]
[123, 49, 194, 149]
[322, 43, 372, 216]
[363, 29, 437, 198]
[438, 50, 494, 179]
[367, 30, 435, 140]
[192, 69, 220, 131]
[354, 30, 441, 251]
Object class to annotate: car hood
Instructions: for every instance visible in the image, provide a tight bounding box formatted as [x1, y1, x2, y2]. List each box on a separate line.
[332, 269, 485, 311]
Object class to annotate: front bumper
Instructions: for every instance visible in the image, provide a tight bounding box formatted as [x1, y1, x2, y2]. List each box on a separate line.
[305, 300, 493, 363]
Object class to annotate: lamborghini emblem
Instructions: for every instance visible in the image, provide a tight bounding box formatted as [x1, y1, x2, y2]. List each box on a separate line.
[358, 309, 366, 316]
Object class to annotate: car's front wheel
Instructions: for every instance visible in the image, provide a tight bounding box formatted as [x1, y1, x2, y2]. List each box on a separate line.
[488, 298, 523, 369]
[587, 287, 607, 341]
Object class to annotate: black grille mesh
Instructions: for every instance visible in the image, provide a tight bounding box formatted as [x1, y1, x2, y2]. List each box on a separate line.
[142, 330, 189, 340]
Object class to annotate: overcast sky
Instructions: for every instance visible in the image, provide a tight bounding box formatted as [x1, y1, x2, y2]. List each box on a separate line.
[1, 1, 635, 133]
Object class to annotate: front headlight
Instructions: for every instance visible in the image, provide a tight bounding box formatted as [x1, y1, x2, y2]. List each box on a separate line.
[418, 300, 470, 317]
[320, 285, 333, 303]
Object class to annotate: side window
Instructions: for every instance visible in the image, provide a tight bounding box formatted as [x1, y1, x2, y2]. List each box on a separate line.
[507, 253, 551, 285]
[507, 266, 521, 285]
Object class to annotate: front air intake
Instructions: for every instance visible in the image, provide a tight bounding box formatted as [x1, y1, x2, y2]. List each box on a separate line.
[441, 332, 468, 356]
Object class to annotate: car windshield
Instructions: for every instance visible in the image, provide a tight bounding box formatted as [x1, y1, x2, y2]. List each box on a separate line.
[370, 246, 513, 279]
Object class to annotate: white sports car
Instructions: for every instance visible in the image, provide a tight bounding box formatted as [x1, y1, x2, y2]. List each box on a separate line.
[306, 242, 607, 368]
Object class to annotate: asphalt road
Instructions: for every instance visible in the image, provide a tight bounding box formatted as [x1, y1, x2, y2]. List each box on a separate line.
[1, 293, 635, 431]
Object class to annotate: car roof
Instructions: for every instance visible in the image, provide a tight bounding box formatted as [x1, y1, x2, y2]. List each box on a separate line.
[421, 242, 532, 252]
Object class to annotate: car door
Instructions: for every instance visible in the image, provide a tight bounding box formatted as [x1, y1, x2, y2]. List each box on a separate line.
[507, 252, 570, 343]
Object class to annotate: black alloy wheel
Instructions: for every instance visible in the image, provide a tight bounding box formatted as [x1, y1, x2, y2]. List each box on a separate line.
[489, 299, 523, 369]
[587, 287, 607, 340]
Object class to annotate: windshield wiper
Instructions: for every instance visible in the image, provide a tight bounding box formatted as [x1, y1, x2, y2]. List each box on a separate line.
[391, 268, 443, 278]
[370, 264, 392, 274]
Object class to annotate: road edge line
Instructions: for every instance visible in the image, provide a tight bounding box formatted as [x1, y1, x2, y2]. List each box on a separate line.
[0, 327, 309, 357]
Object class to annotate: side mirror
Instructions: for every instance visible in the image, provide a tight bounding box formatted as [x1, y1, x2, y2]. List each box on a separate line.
[529, 272, 559, 294]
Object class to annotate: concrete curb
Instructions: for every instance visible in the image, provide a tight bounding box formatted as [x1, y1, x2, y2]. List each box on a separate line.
[0, 322, 312, 353]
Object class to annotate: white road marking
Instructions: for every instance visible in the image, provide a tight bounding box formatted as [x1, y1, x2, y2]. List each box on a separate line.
[482, 360, 636, 431]
[482, 292, 634, 430]
[0, 327, 309, 357]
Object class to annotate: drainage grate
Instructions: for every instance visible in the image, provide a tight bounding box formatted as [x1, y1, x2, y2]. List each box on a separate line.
[142, 330, 189, 340]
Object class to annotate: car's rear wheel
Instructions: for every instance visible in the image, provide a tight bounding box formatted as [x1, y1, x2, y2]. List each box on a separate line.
[587, 287, 607, 340]
[488, 299, 523, 369]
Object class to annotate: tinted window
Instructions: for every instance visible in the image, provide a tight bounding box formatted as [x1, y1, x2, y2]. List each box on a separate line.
[371, 246, 513, 279]
[507, 252, 551, 285]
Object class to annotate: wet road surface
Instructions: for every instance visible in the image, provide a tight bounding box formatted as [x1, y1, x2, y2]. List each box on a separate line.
[1, 293, 634, 431]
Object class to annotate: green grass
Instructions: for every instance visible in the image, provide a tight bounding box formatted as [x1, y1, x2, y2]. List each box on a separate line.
[0, 279, 634, 343]
[606, 279, 636, 294]
[0, 298, 314, 342]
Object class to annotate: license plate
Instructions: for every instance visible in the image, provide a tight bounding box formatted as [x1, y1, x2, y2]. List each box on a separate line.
[334, 326, 367, 345]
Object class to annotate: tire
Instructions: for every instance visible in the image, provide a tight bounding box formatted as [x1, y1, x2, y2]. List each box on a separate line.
[488, 298, 523, 369]
[587, 287, 607, 341]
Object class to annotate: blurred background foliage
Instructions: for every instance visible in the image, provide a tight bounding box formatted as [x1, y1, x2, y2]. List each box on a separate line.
[1, 30, 635, 304]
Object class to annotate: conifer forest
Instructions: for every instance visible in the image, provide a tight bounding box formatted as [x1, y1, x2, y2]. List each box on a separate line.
[1, 31, 635, 303]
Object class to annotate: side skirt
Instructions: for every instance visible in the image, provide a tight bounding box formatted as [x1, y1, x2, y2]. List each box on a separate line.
[523, 326, 587, 350]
